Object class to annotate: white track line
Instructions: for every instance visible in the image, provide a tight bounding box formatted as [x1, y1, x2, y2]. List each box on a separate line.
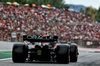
[0, 58, 11, 61]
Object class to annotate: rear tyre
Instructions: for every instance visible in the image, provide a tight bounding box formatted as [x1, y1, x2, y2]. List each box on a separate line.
[12, 44, 28, 63]
[70, 45, 78, 62]
[56, 45, 70, 64]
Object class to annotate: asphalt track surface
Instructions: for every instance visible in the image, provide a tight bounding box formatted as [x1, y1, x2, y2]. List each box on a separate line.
[1, 41, 100, 66]
[0, 41, 23, 51]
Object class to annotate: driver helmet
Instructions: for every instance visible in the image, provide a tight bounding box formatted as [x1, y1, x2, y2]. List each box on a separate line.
[43, 32, 49, 36]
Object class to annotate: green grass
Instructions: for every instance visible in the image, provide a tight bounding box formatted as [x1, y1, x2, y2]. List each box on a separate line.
[0, 51, 12, 59]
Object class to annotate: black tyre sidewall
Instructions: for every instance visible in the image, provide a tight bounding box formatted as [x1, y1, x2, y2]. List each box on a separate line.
[70, 45, 78, 62]
[12, 44, 28, 63]
[56, 45, 69, 63]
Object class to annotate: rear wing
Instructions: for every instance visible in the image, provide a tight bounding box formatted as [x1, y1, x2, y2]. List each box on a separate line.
[23, 35, 58, 42]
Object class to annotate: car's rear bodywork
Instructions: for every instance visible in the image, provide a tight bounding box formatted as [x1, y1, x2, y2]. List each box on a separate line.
[12, 35, 78, 63]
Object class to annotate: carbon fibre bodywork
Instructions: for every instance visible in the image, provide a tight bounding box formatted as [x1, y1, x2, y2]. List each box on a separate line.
[12, 35, 77, 63]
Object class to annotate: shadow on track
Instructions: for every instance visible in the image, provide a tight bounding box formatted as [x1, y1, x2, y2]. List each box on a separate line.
[11, 61, 78, 64]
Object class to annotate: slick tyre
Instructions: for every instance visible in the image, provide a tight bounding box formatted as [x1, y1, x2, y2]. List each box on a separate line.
[12, 44, 28, 63]
[70, 45, 78, 62]
[56, 45, 70, 64]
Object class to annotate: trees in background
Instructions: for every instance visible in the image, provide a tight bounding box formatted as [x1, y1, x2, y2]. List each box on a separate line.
[79, 6, 100, 23]
[85, 7, 97, 20]
[80, 8, 84, 14]
[95, 7, 100, 23]
[84, 6, 100, 23]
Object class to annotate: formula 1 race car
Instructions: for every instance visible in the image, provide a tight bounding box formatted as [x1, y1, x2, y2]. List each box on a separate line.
[12, 35, 78, 63]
